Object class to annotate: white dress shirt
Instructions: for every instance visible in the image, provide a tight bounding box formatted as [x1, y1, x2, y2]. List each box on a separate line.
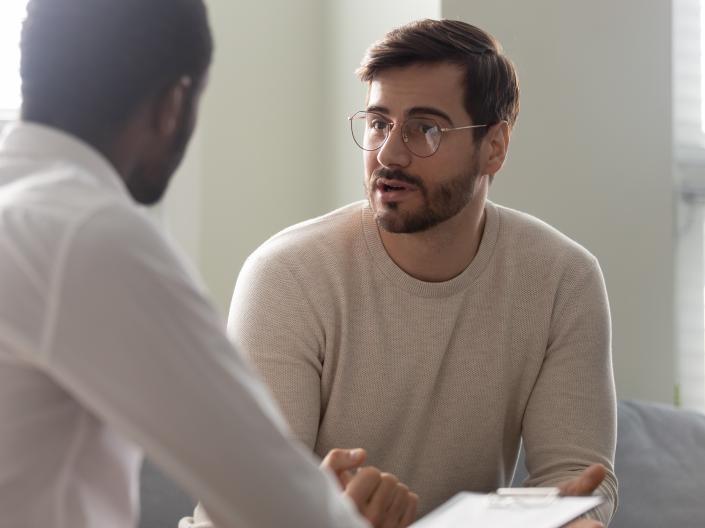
[0, 122, 367, 528]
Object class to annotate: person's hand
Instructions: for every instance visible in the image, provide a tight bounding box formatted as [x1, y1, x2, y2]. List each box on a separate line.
[321, 448, 419, 527]
[558, 464, 606, 497]
[320, 447, 367, 488]
[559, 464, 606, 528]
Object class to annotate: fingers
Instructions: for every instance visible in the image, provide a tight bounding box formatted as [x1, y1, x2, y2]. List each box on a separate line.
[339, 469, 354, 489]
[559, 464, 607, 496]
[399, 492, 419, 527]
[321, 448, 367, 474]
[381, 483, 411, 527]
[366, 473, 399, 526]
[345, 469, 418, 528]
[345, 466, 383, 506]
[320, 448, 367, 488]
[383, 486, 417, 528]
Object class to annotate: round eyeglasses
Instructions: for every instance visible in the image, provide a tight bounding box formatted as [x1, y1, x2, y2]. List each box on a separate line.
[348, 110, 488, 158]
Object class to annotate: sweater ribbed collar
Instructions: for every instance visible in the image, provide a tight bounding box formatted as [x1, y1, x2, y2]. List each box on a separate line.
[361, 199, 499, 298]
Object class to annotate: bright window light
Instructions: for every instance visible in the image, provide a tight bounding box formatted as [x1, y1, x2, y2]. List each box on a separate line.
[0, 1, 28, 115]
[702, 0, 705, 134]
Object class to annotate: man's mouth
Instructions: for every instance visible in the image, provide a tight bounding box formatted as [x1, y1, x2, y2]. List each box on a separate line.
[376, 178, 417, 193]
[372, 177, 419, 205]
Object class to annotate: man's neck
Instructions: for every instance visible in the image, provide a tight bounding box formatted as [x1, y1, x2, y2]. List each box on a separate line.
[378, 189, 488, 283]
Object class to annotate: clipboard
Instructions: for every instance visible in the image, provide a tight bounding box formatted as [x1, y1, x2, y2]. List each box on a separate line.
[411, 488, 603, 528]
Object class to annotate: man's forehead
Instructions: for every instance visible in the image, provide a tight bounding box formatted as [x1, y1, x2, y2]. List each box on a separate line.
[365, 63, 466, 119]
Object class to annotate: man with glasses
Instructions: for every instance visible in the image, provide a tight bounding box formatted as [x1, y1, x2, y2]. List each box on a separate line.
[227, 19, 617, 527]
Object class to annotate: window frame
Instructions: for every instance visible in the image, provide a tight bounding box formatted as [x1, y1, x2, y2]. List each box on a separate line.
[674, 0, 705, 412]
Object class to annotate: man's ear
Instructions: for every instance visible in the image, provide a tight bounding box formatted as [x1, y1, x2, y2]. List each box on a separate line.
[481, 120, 510, 177]
[155, 76, 192, 137]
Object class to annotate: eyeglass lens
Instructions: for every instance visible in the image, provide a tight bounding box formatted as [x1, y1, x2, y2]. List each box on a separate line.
[350, 112, 442, 157]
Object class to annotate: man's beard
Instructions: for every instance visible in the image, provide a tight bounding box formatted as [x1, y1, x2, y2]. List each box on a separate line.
[367, 160, 481, 234]
[128, 101, 195, 206]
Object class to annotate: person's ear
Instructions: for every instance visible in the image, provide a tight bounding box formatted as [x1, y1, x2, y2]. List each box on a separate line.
[155, 76, 192, 138]
[481, 120, 510, 177]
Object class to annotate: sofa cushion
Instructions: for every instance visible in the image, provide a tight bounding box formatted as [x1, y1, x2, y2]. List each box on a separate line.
[610, 399, 705, 527]
[139, 459, 196, 528]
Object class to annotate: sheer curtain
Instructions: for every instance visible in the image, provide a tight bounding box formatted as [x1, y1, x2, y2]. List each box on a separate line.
[674, 0, 705, 412]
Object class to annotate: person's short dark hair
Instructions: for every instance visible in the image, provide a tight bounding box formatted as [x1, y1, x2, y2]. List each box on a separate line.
[357, 19, 519, 140]
[21, 0, 213, 145]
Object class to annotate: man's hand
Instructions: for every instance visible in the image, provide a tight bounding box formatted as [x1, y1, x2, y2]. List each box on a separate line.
[321, 448, 419, 528]
[559, 464, 606, 528]
[558, 464, 606, 497]
[321, 447, 367, 488]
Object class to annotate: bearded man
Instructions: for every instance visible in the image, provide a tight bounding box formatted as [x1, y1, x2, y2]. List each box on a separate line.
[227, 19, 617, 527]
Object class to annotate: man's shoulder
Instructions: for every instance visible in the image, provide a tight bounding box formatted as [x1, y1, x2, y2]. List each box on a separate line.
[0, 163, 144, 262]
[251, 201, 366, 263]
[493, 203, 597, 267]
[235, 201, 367, 305]
[1, 162, 129, 222]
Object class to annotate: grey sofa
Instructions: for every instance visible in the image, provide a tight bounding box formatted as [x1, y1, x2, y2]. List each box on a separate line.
[609, 400, 705, 527]
[139, 399, 705, 527]
[139, 460, 195, 528]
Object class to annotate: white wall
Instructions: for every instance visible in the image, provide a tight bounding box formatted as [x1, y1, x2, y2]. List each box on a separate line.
[443, 0, 675, 403]
[198, 0, 331, 312]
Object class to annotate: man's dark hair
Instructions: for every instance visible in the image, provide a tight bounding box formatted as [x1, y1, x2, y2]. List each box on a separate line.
[357, 19, 519, 140]
[21, 0, 213, 145]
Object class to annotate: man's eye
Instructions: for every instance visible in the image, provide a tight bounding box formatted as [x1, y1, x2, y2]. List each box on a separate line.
[419, 122, 438, 134]
[407, 120, 438, 135]
[369, 120, 389, 131]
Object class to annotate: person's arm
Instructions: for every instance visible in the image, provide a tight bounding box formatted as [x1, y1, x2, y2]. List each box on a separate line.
[520, 255, 618, 525]
[226, 247, 419, 528]
[42, 204, 367, 528]
[227, 249, 326, 449]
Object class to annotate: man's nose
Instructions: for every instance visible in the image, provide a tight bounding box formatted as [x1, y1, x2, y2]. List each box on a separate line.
[377, 125, 412, 169]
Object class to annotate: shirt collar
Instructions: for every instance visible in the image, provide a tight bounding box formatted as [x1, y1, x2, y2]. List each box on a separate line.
[0, 120, 131, 198]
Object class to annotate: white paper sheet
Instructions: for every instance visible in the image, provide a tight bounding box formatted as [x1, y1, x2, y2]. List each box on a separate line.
[412, 492, 603, 528]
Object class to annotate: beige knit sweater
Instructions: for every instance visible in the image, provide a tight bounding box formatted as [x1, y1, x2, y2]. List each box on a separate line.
[228, 200, 618, 524]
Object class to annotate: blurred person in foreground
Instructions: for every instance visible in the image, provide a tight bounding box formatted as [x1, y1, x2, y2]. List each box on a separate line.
[0, 1, 417, 526]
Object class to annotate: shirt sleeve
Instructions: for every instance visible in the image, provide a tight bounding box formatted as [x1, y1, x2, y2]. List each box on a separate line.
[227, 248, 324, 450]
[40, 204, 367, 528]
[520, 255, 618, 524]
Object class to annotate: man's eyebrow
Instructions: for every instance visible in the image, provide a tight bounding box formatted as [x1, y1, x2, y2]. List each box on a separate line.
[407, 107, 454, 125]
[365, 105, 455, 125]
[366, 105, 390, 115]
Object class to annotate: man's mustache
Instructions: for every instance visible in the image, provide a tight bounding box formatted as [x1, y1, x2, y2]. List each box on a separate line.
[372, 168, 425, 190]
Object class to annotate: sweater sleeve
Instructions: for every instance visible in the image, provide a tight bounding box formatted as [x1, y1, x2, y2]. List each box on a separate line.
[520, 255, 618, 524]
[228, 249, 325, 450]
